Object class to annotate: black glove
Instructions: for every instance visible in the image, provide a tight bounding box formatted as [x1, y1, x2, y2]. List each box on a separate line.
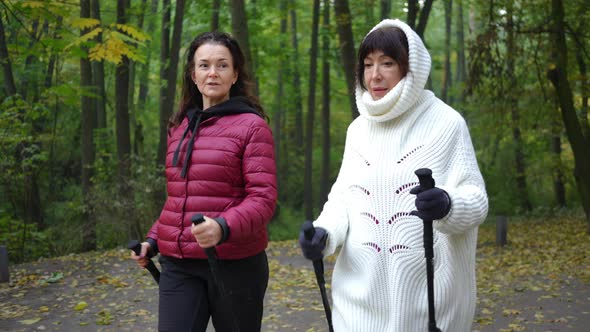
[299, 223, 328, 261]
[410, 186, 451, 221]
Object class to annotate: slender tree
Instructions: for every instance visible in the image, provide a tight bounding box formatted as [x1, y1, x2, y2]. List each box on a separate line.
[0, 13, 16, 96]
[334, 0, 359, 119]
[115, 0, 138, 238]
[211, 0, 221, 31]
[549, 0, 590, 230]
[230, 0, 257, 91]
[274, 0, 288, 202]
[454, 0, 467, 105]
[440, 0, 452, 103]
[137, 0, 158, 118]
[407, 0, 434, 38]
[90, 0, 106, 129]
[380, 0, 391, 20]
[506, 1, 531, 212]
[157, 0, 185, 167]
[290, 1, 304, 148]
[80, 0, 97, 251]
[319, 0, 331, 208]
[304, 0, 320, 220]
[157, 0, 171, 167]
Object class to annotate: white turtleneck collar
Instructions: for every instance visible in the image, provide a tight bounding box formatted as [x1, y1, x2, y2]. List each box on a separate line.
[356, 19, 432, 123]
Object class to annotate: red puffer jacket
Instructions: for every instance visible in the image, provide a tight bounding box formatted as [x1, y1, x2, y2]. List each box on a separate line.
[147, 97, 277, 260]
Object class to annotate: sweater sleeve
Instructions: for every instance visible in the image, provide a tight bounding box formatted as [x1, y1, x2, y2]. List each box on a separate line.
[312, 125, 355, 257]
[434, 118, 488, 234]
[219, 121, 277, 242]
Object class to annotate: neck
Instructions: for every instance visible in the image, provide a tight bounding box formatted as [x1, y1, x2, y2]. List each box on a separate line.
[203, 96, 230, 110]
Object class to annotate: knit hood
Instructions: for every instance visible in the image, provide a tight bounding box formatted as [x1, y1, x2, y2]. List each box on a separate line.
[355, 19, 432, 122]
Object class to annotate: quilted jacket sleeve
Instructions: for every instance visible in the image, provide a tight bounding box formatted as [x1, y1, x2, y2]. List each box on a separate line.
[219, 120, 277, 242]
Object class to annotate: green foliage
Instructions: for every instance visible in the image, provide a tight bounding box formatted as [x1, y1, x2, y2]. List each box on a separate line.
[1, 0, 589, 264]
[0, 213, 49, 263]
[269, 202, 306, 241]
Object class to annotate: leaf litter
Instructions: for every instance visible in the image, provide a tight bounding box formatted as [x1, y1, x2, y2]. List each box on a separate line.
[0, 216, 588, 331]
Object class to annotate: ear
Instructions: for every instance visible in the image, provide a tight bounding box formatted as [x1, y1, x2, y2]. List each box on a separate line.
[190, 70, 197, 84]
[233, 70, 238, 84]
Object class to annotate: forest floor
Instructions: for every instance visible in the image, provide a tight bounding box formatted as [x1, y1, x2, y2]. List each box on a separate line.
[1, 216, 589, 332]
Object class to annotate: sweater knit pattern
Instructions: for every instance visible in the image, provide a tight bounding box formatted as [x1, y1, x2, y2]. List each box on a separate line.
[313, 19, 488, 332]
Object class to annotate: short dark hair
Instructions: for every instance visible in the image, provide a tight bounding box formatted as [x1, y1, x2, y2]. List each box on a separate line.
[357, 27, 410, 91]
[171, 31, 265, 127]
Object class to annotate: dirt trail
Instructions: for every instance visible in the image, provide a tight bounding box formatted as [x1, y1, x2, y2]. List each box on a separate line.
[1, 240, 589, 331]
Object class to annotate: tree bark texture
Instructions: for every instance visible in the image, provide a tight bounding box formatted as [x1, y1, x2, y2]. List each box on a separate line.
[550, 0, 590, 229]
[441, 0, 452, 103]
[304, 0, 320, 220]
[320, 0, 331, 209]
[80, 0, 97, 251]
[230, 0, 257, 90]
[334, 0, 359, 119]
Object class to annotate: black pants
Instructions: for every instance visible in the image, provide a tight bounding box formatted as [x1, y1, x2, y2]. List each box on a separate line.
[157, 251, 269, 332]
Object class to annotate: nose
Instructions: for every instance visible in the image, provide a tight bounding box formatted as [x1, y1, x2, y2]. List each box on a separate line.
[208, 65, 218, 76]
[369, 65, 382, 82]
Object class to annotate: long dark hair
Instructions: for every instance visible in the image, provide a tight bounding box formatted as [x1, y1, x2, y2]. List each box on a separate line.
[356, 26, 410, 91]
[169, 31, 265, 128]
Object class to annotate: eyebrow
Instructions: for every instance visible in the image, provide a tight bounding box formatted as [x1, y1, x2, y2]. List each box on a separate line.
[198, 58, 229, 62]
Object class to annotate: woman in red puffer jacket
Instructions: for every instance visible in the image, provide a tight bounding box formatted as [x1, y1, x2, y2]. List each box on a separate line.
[131, 31, 277, 332]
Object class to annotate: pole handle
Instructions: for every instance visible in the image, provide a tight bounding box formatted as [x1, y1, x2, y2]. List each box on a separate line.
[127, 239, 160, 283]
[415, 168, 435, 190]
[302, 220, 315, 241]
[191, 213, 218, 259]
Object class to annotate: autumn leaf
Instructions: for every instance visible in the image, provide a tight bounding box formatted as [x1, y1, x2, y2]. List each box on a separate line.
[74, 301, 88, 311]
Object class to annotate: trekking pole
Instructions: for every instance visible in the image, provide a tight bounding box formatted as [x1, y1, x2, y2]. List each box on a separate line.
[191, 214, 240, 332]
[302, 220, 334, 332]
[127, 240, 160, 284]
[414, 168, 442, 332]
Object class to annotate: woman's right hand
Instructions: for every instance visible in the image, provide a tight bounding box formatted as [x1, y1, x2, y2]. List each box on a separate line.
[130, 242, 151, 268]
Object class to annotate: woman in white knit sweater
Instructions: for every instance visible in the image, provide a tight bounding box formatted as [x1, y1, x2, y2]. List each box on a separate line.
[299, 19, 488, 332]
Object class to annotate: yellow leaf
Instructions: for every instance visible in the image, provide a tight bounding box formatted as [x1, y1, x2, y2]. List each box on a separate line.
[74, 301, 88, 311]
[70, 18, 101, 30]
[19, 317, 41, 325]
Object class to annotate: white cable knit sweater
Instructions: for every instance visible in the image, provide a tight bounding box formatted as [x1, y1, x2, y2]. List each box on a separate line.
[313, 19, 488, 332]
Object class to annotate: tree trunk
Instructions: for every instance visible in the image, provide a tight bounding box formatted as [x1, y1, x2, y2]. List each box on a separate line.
[334, 0, 359, 119]
[80, 0, 97, 252]
[230, 0, 257, 91]
[304, 0, 320, 220]
[290, 3, 304, 149]
[156, 0, 171, 168]
[549, 0, 590, 230]
[506, 1, 531, 212]
[552, 116, 566, 207]
[319, 0, 330, 209]
[116, 0, 138, 239]
[211, 0, 221, 31]
[274, 0, 287, 202]
[406, 0, 434, 39]
[90, 0, 106, 130]
[21, 19, 40, 101]
[454, 0, 467, 105]
[407, 0, 417, 28]
[380, 0, 391, 20]
[137, 0, 158, 117]
[575, 44, 590, 140]
[0, 14, 17, 96]
[441, 0, 452, 103]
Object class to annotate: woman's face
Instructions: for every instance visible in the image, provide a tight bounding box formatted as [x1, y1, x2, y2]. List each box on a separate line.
[363, 50, 403, 100]
[192, 43, 238, 109]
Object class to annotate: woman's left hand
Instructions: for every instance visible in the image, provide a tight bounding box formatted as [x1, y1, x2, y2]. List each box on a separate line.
[191, 216, 223, 248]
